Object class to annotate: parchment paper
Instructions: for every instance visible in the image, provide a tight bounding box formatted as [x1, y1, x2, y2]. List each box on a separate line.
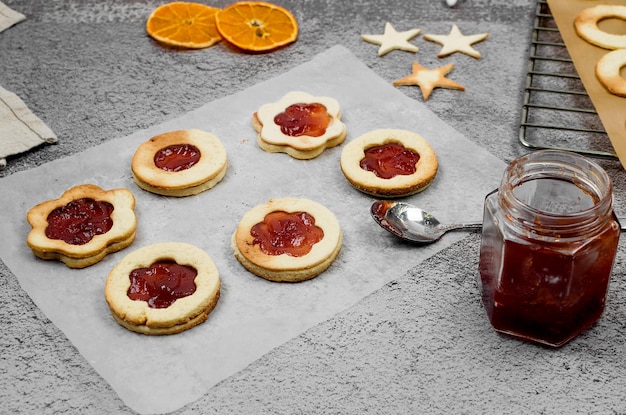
[0, 45, 506, 414]
[547, 0, 626, 168]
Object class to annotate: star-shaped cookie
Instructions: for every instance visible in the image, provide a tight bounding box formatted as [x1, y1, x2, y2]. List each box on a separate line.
[393, 61, 465, 101]
[361, 22, 421, 56]
[423, 24, 488, 59]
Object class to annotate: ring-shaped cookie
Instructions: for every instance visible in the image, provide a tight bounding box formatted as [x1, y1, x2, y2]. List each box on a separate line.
[596, 49, 626, 97]
[574, 5, 626, 50]
[132, 129, 227, 197]
[232, 198, 342, 282]
[26, 184, 137, 268]
[340, 129, 438, 197]
[105, 242, 221, 335]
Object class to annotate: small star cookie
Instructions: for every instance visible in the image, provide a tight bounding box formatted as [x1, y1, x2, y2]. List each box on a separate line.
[393, 61, 465, 101]
[423, 24, 488, 59]
[361, 22, 421, 56]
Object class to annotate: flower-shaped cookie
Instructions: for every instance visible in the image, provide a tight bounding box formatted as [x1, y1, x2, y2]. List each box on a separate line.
[27, 184, 137, 268]
[252, 91, 347, 159]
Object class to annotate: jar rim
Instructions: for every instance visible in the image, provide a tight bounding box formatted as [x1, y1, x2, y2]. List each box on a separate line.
[499, 150, 613, 233]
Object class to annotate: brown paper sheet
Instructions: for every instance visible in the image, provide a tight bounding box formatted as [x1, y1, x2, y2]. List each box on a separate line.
[547, 0, 626, 168]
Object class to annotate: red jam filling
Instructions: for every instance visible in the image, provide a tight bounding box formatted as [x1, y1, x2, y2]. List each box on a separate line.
[273, 103, 331, 137]
[154, 144, 201, 172]
[45, 198, 114, 245]
[360, 142, 421, 179]
[127, 260, 197, 309]
[251, 211, 324, 257]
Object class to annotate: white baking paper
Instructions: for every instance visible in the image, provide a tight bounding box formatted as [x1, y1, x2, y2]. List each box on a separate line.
[0, 45, 506, 414]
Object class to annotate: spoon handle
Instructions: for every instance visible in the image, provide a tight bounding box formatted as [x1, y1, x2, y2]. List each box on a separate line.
[440, 222, 482, 233]
[458, 222, 482, 230]
[443, 219, 626, 232]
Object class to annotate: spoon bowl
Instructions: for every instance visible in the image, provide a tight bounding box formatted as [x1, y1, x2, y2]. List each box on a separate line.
[370, 200, 481, 243]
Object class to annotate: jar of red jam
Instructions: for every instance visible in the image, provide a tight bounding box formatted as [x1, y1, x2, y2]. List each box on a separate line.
[478, 150, 620, 347]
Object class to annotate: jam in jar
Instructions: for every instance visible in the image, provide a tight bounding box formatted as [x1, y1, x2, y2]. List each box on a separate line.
[478, 150, 620, 347]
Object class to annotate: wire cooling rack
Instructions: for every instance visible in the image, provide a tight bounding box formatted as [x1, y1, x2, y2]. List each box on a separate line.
[519, 0, 618, 160]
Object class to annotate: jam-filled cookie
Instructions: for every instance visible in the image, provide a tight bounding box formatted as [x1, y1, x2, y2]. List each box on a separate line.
[232, 198, 342, 282]
[340, 129, 438, 197]
[26, 184, 137, 269]
[252, 91, 347, 159]
[132, 129, 227, 197]
[105, 242, 221, 335]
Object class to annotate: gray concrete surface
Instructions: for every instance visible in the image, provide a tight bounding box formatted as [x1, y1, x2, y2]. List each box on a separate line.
[1, 0, 625, 414]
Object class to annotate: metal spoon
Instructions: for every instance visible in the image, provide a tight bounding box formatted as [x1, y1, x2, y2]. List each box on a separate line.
[371, 200, 482, 243]
[371, 200, 626, 244]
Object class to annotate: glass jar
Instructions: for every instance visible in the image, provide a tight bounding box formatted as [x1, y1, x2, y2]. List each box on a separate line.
[478, 150, 621, 347]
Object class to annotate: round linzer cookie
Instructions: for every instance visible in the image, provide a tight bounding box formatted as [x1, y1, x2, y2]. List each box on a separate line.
[26, 184, 137, 269]
[340, 129, 438, 197]
[232, 198, 342, 282]
[131, 129, 227, 197]
[104, 242, 221, 335]
[252, 91, 347, 159]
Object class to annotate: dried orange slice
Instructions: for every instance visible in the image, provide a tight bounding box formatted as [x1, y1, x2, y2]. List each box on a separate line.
[215, 1, 298, 52]
[146, 2, 222, 49]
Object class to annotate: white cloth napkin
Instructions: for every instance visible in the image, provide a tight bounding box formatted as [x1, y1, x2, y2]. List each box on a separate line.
[0, 1, 25, 32]
[0, 3, 53, 169]
[0, 85, 58, 169]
